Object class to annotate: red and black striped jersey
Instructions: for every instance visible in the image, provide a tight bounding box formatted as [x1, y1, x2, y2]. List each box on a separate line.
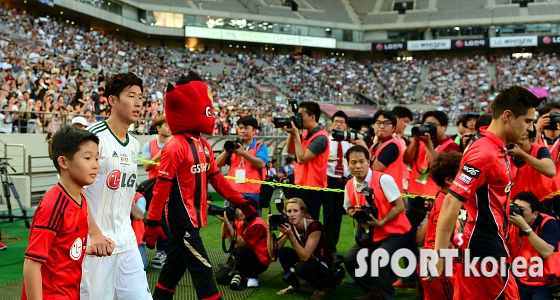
[23, 183, 89, 300]
[148, 132, 244, 229]
[449, 127, 512, 258]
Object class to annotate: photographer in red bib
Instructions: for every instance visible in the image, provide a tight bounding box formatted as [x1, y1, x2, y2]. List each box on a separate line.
[283, 101, 329, 221]
[216, 116, 269, 215]
[535, 102, 560, 222]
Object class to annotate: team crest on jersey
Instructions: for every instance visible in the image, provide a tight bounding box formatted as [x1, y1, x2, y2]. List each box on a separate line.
[203, 146, 210, 156]
[70, 237, 83, 261]
[121, 153, 129, 165]
[106, 169, 137, 189]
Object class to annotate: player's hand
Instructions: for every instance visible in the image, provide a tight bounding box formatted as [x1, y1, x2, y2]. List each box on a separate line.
[90, 233, 114, 257]
[143, 219, 167, 249]
[506, 143, 525, 158]
[423, 256, 444, 282]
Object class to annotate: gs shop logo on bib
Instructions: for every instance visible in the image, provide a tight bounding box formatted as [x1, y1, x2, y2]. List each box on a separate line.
[106, 169, 137, 190]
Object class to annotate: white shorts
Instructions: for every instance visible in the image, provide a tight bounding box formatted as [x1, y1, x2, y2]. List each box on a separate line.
[80, 248, 152, 300]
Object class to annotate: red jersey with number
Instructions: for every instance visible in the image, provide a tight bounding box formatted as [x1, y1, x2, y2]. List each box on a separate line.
[22, 183, 89, 300]
[449, 127, 512, 258]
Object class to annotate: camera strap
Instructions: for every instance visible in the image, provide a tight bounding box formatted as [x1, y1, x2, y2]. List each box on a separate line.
[222, 227, 236, 253]
[267, 231, 280, 262]
[543, 135, 560, 164]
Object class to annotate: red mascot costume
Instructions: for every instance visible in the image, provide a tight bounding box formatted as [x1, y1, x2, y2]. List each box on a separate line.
[144, 72, 256, 300]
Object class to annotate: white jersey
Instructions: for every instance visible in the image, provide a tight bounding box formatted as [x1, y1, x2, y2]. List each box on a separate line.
[84, 121, 140, 253]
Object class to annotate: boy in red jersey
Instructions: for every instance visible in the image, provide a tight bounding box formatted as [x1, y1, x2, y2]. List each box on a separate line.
[418, 151, 462, 300]
[23, 126, 114, 300]
[429, 86, 540, 300]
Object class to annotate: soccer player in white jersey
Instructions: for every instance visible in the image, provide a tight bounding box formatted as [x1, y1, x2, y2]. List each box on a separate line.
[80, 72, 152, 300]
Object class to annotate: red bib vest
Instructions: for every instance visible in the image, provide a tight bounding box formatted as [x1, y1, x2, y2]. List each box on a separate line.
[346, 171, 411, 242]
[538, 133, 560, 188]
[408, 138, 455, 197]
[234, 217, 270, 265]
[227, 142, 266, 194]
[148, 139, 162, 179]
[132, 192, 145, 245]
[370, 135, 404, 192]
[511, 144, 558, 201]
[294, 128, 329, 188]
[508, 214, 560, 287]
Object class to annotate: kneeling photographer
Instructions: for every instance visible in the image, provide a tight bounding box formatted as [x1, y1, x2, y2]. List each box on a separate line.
[268, 198, 341, 299]
[343, 146, 411, 300]
[213, 198, 269, 289]
[507, 192, 560, 300]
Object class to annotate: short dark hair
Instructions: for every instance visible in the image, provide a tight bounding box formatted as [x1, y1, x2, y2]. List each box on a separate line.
[422, 111, 448, 127]
[237, 116, 259, 129]
[345, 145, 370, 162]
[98, 87, 104, 92]
[392, 106, 413, 121]
[430, 151, 462, 188]
[491, 86, 539, 120]
[360, 124, 369, 129]
[285, 157, 294, 164]
[373, 110, 397, 126]
[299, 101, 321, 122]
[513, 192, 540, 213]
[51, 126, 99, 173]
[104, 72, 143, 99]
[244, 197, 259, 211]
[475, 114, 492, 131]
[539, 102, 560, 115]
[332, 110, 348, 124]
[461, 113, 479, 128]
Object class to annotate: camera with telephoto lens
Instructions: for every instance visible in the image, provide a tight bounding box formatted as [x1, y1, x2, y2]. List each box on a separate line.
[411, 122, 438, 138]
[273, 100, 302, 129]
[547, 275, 560, 299]
[208, 204, 236, 223]
[353, 188, 379, 224]
[510, 202, 523, 216]
[269, 198, 289, 230]
[332, 129, 364, 143]
[229, 271, 243, 290]
[545, 112, 560, 130]
[223, 137, 242, 152]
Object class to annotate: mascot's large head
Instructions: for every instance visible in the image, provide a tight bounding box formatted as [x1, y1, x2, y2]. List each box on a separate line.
[164, 72, 215, 135]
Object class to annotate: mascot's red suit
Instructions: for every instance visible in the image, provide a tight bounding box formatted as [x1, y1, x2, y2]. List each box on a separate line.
[144, 72, 256, 300]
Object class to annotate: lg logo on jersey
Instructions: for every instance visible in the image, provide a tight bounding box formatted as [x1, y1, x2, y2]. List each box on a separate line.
[106, 169, 137, 190]
[191, 163, 210, 174]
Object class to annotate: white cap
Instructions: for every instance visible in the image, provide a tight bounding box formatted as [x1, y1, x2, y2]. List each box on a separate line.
[71, 116, 88, 127]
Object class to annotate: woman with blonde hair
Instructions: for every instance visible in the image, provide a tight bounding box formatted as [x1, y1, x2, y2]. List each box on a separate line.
[267, 198, 331, 299]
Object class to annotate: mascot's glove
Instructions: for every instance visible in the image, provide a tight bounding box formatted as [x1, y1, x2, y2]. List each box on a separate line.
[143, 219, 167, 249]
[235, 198, 257, 220]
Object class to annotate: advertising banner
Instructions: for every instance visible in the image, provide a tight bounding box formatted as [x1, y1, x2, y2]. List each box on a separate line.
[451, 38, 488, 49]
[407, 39, 451, 51]
[372, 42, 407, 52]
[490, 36, 538, 48]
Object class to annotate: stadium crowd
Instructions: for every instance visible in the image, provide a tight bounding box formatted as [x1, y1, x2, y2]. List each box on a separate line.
[2, 8, 560, 137]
